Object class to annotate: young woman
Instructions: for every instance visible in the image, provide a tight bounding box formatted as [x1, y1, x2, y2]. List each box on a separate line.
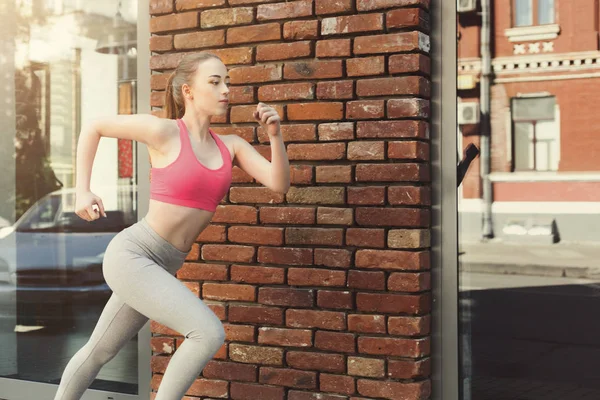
[54, 52, 290, 400]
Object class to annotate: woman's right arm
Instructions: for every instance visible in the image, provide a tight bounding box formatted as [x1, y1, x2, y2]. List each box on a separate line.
[75, 114, 174, 221]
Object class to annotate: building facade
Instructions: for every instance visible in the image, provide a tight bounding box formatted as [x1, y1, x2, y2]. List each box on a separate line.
[458, 0, 600, 242]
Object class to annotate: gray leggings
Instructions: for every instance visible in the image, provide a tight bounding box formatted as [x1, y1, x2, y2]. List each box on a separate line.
[53, 218, 225, 400]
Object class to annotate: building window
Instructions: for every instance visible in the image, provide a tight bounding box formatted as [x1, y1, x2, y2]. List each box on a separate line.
[514, 0, 555, 27]
[511, 96, 559, 171]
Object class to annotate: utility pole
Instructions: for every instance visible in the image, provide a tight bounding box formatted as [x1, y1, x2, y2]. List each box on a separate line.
[480, 0, 494, 239]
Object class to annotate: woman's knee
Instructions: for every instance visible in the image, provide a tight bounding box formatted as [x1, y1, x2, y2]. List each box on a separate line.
[185, 317, 225, 349]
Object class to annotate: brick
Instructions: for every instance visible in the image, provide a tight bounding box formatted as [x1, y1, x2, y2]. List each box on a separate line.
[286, 309, 346, 330]
[357, 292, 430, 314]
[316, 80, 354, 100]
[203, 283, 256, 302]
[389, 53, 430, 75]
[151, 320, 180, 336]
[201, 7, 254, 28]
[316, 207, 353, 225]
[228, 0, 280, 4]
[347, 271, 385, 291]
[214, 343, 228, 359]
[229, 86, 255, 104]
[388, 272, 431, 292]
[151, 337, 175, 354]
[257, 41, 312, 61]
[388, 186, 431, 205]
[183, 281, 200, 297]
[347, 314, 386, 334]
[354, 31, 426, 55]
[285, 61, 343, 80]
[315, 331, 355, 353]
[318, 122, 354, 141]
[213, 205, 257, 224]
[355, 248, 428, 270]
[284, 20, 319, 40]
[388, 358, 431, 379]
[229, 344, 284, 365]
[186, 378, 229, 398]
[229, 305, 284, 325]
[357, 120, 429, 139]
[358, 336, 430, 357]
[346, 228, 385, 248]
[388, 229, 430, 249]
[151, 91, 165, 107]
[260, 207, 315, 224]
[262, 125, 317, 144]
[347, 187, 385, 205]
[150, 0, 173, 15]
[357, 379, 431, 400]
[288, 268, 346, 287]
[388, 98, 430, 119]
[177, 263, 228, 281]
[229, 64, 283, 84]
[316, 0, 353, 15]
[317, 290, 353, 309]
[316, 166, 352, 184]
[230, 382, 285, 400]
[212, 126, 255, 142]
[203, 360, 257, 382]
[150, 35, 173, 52]
[210, 46, 255, 65]
[260, 367, 317, 389]
[197, 225, 227, 242]
[322, 14, 384, 36]
[286, 227, 344, 246]
[228, 23, 281, 44]
[258, 247, 313, 265]
[355, 163, 429, 182]
[231, 104, 286, 123]
[288, 142, 346, 160]
[258, 327, 313, 347]
[316, 39, 352, 57]
[356, 208, 430, 228]
[230, 187, 285, 204]
[229, 226, 284, 246]
[320, 374, 356, 395]
[258, 1, 313, 21]
[224, 324, 256, 342]
[289, 391, 348, 400]
[314, 248, 352, 268]
[357, 0, 430, 11]
[286, 352, 346, 373]
[387, 7, 430, 31]
[347, 100, 385, 120]
[231, 265, 285, 284]
[286, 187, 345, 205]
[231, 166, 255, 183]
[347, 56, 385, 77]
[388, 315, 430, 336]
[357, 76, 430, 98]
[348, 357, 385, 378]
[388, 141, 429, 161]
[207, 302, 227, 320]
[150, 73, 170, 90]
[150, 12, 198, 34]
[258, 82, 314, 102]
[150, 52, 185, 70]
[202, 244, 255, 263]
[259, 287, 315, 307]
[176, 0, 227, 11]
[347, 141, 385, 160]
[185, 243, 200, 261]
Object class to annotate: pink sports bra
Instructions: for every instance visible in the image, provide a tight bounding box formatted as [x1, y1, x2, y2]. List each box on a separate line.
[150, 119, 232, 212]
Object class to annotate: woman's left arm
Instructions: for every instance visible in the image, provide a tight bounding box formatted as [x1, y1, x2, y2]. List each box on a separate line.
[232, 103, 290, 194]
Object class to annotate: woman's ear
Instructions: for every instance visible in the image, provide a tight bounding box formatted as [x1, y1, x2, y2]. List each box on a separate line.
[182, 83, 193, 100]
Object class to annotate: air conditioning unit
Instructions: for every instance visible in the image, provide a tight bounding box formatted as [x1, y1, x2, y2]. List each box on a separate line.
[458, 102, 480, 125]
[457, 0, 477, 13]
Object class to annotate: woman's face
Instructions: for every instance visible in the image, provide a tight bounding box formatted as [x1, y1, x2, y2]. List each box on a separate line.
[184, 57, 230, 117]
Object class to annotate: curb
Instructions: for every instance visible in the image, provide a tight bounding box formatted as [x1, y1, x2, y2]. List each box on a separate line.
[460, 262, 600, 280]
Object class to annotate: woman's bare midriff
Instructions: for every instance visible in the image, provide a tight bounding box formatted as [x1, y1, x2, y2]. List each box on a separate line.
[144, 199, 216, 252]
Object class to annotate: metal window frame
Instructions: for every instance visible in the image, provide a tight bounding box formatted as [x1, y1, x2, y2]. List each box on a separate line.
[0, 0, 151, 398]
[431, 0, 459, 399]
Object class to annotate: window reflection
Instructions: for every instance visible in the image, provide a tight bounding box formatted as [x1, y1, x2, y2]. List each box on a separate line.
[0, 0, 139, 395]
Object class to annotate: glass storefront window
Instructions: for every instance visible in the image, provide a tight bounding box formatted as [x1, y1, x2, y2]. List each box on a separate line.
[0, 0, 139, 395]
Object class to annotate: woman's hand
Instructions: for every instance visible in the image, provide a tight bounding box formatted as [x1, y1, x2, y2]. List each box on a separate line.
[75, 191, 106, 221]
[253, 102, 281, 138]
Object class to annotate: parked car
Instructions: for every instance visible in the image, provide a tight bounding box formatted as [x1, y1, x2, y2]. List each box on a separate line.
[0, 185, 136, 325]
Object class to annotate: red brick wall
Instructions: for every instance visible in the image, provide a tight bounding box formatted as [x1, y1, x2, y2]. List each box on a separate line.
[148, 1, 432, 399]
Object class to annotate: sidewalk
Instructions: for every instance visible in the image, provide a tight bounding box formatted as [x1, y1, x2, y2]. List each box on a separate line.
[459, 240, 600, 279]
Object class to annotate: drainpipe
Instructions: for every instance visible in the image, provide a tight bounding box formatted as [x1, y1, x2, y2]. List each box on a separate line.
[480, 0, 494, 239]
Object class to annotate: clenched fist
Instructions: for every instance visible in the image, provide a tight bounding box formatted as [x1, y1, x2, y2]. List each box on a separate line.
[253, 102, 281, 138]
[75, 191, 107, 221]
